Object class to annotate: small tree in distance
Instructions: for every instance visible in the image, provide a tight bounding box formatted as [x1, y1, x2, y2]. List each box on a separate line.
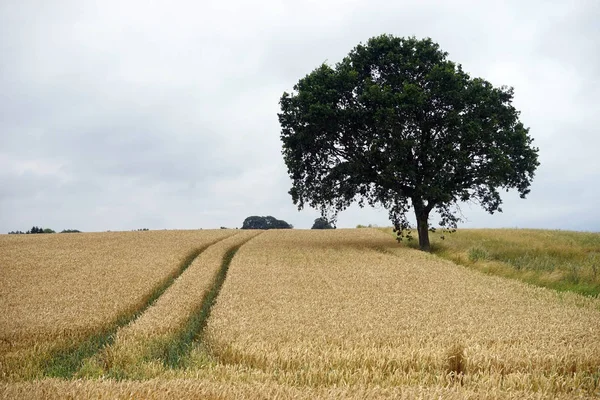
[279, 35, 539, 251]
[241, 216, 293, 230]
[25, 226, 54, 234]
[311, 217, 334, 229]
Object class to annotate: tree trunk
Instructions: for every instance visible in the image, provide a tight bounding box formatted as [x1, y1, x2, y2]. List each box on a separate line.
[414, 201, 431, 252]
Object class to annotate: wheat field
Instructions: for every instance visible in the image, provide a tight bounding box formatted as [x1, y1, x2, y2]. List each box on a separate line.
[1, 228, 599, 398]
[82, 230, 261, 379]
[0, 229, 235, 379]
[3, 377, 597, 399]
[204, 229, 600, 395]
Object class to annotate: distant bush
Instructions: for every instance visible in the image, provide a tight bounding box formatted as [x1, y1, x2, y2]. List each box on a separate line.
[11, 228, 102, 234]
[356, 224, 379, 228]
[311, 217, 334, 229]
[135, 228, 149, 231]
[241, 216, 293, 230]
[23, 226, 55, 234]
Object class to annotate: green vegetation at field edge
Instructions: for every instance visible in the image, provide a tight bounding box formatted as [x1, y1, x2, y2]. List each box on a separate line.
[383, 228, 600, 297]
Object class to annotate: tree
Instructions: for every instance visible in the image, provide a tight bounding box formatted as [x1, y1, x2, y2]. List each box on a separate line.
[279, 35, 539, 251]
[311, 217, 334, 229]
[241, 216, 293, 230]
[24, 226, 55, 234]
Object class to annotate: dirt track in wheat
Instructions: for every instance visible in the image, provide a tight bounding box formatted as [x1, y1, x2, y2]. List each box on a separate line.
[1, 228, 599, 399]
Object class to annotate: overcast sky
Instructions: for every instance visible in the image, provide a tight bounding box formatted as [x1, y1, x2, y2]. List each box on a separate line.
[1, 0, 598, 232]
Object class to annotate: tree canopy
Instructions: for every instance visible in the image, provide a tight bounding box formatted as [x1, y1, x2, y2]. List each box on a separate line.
[21, 226, 55, 234]
[279, 35, 539, 251]
[241, 216, 293, 230]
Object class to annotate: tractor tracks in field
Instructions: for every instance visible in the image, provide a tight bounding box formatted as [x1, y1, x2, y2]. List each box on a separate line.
[42, 233, 241, 379]
[161, 233, 261, 369]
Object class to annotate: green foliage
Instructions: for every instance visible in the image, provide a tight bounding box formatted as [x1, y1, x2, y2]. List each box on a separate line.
[8, 230, 25, 234]
[468, 247, 490, 262]
[22, 226, 54, 234]
[311, 217, 334, 229]
[60, 229, 82, 233]
[279, 35, 539, 251]
[241, 216, 293, 230]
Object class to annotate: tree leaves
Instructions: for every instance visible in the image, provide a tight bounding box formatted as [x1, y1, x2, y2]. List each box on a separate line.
[279, 34, 539, 250]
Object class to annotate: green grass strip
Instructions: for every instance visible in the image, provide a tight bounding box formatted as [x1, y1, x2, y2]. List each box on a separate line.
[162, 244, 242, 368]
[42, 238, 230, 378]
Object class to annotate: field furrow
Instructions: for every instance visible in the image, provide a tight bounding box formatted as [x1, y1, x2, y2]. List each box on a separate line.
[204, 229, 600, 395]
[0, 229, 235, 379]
[84, 230, 261, 378]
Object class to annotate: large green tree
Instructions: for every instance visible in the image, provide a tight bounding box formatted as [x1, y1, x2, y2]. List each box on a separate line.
[278, 35, 539, 251]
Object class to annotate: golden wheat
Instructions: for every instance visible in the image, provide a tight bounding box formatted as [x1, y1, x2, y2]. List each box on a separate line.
[0, 229, 234, 378]
[2, 378, 597, 400]
[204, 229, 600, 395]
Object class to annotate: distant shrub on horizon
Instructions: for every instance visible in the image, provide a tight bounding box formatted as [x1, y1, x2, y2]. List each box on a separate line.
[241, 216, 293, 230]
[312, 217, 334, 229]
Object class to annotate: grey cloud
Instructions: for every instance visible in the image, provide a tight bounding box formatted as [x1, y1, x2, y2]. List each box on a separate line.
[1, 0, 598, 232]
